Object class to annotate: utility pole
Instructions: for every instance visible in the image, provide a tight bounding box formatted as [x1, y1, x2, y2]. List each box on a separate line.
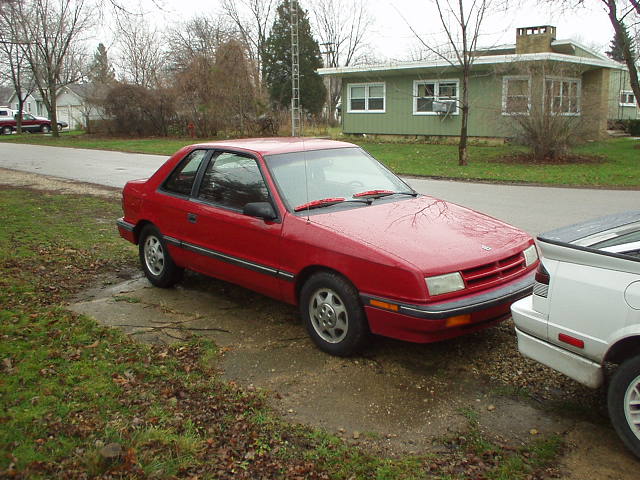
[290, 0, 301, 136]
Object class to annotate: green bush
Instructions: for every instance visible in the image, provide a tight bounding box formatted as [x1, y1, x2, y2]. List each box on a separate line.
[625, 119, 640, 136]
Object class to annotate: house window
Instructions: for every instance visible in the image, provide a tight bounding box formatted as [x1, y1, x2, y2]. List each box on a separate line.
[347, 83, 385, 113]
[502, 76, 531, 115]
[544, 77, 580, 115]
[620, 90, 637, 107]
[413, 79, 459, 115]
[27, 102, 32, 113]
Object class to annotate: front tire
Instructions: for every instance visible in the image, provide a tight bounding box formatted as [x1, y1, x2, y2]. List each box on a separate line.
[138, 224, 183, 288]
[41, 124, 51, 134]
[300, 271, 369, 356]
[608, 354, 640, 458]
[2, 126, 12, 135]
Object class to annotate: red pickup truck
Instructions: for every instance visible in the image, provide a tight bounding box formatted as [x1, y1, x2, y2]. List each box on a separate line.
[0, 109, 54, 134]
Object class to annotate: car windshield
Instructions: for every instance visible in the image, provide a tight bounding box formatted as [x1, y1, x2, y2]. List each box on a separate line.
[264, 147, 413, 211]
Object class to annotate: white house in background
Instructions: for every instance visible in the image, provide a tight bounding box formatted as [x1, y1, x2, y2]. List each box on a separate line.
[56, 84, 104, 129]
[6, 83, 105, 129]
[6, 90, 46, 117]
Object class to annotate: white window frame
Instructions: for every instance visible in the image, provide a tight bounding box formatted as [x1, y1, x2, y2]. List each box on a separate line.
[501, 75, 531, 116]
[413, 79, 459, 116]
[347, 82, 386, 113]
[543, 76, 581, 116]
[620, 90, 637, 107]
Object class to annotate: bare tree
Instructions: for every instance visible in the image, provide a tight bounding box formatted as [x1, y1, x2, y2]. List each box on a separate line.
[310, 0, 372, 121]
[165, 15, 233, 72]
[221, 0, 276, 87]
[402, 0, 500, 166]
[14, 0, 92, 137]
[0, 2, 35, 133]
[602, 0, 640, 108]
[115, 14, 167, 88]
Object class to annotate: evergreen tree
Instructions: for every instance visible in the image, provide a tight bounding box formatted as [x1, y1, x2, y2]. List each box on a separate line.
[606, 25, 635, 63]
[88, 43, 116, 84]
[262, 0, 326, 116]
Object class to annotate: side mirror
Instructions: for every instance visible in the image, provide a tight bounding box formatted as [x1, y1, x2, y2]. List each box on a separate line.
[243, 202, 277, 221]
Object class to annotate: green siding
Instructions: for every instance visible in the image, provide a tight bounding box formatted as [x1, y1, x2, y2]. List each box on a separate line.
[608, 69, 640, 120]
[342, 72, 508, 137]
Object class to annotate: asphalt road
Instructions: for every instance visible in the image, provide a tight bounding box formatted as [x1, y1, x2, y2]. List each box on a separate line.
[1, 142, 638, 235]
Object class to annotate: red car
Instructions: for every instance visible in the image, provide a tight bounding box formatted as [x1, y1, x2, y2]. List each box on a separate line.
[117, 138, 538, 356]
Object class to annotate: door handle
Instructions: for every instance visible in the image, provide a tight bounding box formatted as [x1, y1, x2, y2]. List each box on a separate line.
[187, 213, 197, 223]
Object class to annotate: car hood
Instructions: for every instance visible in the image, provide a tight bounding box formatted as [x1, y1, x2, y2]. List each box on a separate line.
[308, 195, 531, 274]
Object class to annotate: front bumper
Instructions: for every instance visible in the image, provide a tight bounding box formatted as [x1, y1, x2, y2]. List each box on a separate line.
[361, 271, 534, 343]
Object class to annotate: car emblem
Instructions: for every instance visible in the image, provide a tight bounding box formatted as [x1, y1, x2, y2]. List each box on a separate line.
[481, 245, 492, 251]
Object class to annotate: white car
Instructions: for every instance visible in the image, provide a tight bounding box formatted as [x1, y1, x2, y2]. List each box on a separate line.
[511, 211, 640, 458]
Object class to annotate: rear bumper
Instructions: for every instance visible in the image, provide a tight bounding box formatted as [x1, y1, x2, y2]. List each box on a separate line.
[362, 271, 534, 343]
[116, 218, 136, 243]
[515, 327, 603, 388]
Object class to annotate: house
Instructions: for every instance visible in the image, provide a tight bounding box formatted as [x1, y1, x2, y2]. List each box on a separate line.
[0, 85, 13, 106]
[6, 83, 105, 129]
[318, 26, 639, 139]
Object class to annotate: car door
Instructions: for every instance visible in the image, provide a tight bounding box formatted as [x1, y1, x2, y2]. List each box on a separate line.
[150, 148, 212, 269]
[186, 150, 285, 300]
[20, 113, 38, 131]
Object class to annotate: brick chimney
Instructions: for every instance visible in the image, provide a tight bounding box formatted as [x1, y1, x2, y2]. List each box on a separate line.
[515, 25, 556, 54]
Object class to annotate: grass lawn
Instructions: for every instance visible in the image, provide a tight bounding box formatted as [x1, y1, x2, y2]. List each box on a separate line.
[1, 131, 638, 188]
[0, 186, 563, 478]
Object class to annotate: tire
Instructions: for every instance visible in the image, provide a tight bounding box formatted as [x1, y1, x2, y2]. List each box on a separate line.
[608, 354, 640, 458]
[299, 271, 369, 356]
[138, 224, 183, 288]
[2, 126, 12, 135]
[41, 124, 50, 134]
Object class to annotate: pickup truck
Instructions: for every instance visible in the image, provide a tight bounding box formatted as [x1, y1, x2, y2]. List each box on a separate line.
[0, 110, 66, 134]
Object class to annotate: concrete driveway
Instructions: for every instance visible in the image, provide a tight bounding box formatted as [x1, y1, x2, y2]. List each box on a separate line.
[1, 142, 639, 235]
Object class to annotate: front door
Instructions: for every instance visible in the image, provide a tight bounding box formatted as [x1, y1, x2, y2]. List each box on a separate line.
[187, 150, 285, 300]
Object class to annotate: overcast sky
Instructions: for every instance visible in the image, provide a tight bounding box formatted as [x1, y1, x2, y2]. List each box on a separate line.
[96, 0, 616, 61]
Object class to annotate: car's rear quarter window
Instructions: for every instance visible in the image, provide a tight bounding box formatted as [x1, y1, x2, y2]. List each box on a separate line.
[162, 149, 208, 196]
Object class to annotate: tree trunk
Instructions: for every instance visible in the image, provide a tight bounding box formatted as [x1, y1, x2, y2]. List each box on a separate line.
[16, 98, 24, 134]
[49, 84, 59, 137]
[458, 67, 470, 166]
[605, 0, 640, 109]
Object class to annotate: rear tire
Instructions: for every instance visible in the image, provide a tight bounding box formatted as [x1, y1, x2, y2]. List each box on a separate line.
[608, 354, 640, 459]
[300, 271, 369, 356]
[138, 224, 183, 288]
[2, 126, 12, 135]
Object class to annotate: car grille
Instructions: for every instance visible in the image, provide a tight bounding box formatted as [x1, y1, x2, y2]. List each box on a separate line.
[460, 252, 526, 291]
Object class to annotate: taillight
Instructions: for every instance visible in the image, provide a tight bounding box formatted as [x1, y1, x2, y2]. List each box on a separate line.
[534, 263, 550, 285]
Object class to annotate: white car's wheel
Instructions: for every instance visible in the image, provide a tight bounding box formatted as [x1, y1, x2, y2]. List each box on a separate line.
[608, 354, 640, 458]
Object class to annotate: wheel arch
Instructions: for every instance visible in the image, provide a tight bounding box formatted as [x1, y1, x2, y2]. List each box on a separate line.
[605, 336, 640, 365]
[294, 265, 356, 304]
[132, 219, 154, 245]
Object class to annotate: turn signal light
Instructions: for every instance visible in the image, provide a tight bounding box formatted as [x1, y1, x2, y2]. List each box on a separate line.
[535, 263, 550, 285]
[369, 299, 399, 312]
[445, 314, 471, 328]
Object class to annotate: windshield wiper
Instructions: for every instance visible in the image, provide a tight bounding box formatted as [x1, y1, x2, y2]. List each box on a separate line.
[353, 189, 418, 199]
[294, 197, 371, 212]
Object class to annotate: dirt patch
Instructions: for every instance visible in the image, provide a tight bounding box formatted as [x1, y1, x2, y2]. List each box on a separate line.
[0, 167, 120, 198]
[491, 154, 606, 165]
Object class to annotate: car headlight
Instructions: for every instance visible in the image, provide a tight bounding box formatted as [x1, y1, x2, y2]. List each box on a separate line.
[425, 272, 465, 296]
[523, 244, 538, 267]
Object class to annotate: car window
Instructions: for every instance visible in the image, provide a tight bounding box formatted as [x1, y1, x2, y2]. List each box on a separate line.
[197, 152, 269, 210]
[163, 149, 208, 196]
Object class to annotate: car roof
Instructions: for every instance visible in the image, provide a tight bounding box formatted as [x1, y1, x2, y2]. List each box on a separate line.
[188, 137, 358, 156]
